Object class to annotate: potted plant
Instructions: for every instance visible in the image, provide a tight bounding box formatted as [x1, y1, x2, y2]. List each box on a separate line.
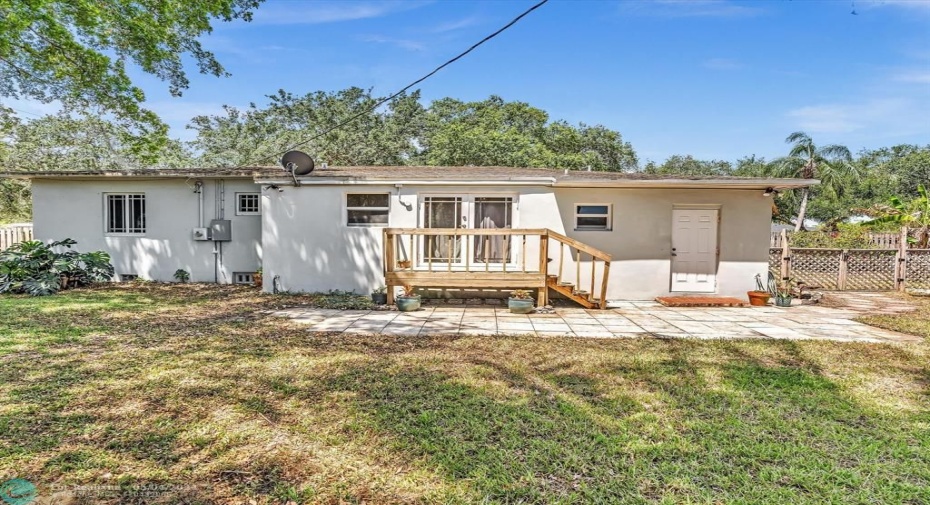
[173, 268, 190, 283]
[396, 285, 421, 312]
[775, 278, 794, 307]
[253, 268, 263, 288]
[508, 289, 535, 314]
[371, 285, 388, 305]
[747, 273, 771, 306]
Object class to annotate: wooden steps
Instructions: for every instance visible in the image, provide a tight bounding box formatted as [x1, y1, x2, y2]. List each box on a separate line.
[547, 276, 598, 309]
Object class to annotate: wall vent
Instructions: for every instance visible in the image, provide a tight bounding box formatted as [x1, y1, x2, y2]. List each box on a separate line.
[233, 272, 254, 285]
[119, 274, 139, 281]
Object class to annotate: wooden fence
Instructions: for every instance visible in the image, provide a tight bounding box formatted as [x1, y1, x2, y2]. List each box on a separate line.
[0, 224, 33, 251]
[770, 230, 904, 249]
[769, 227, 930, 291]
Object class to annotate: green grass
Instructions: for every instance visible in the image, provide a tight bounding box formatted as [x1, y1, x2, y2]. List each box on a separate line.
[858, 293, 930, 340]
[1, 284, 928, 504]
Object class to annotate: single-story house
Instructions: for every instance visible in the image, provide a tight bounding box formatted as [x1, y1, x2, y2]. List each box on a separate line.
[1, 166, 816, 305]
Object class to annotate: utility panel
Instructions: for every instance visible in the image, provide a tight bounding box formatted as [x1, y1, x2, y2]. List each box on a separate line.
[192, 227, 211, 241]
[210, 219, 232, 241]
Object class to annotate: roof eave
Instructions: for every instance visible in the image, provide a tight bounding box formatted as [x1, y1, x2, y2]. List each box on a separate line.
[554, 178, 820, 189]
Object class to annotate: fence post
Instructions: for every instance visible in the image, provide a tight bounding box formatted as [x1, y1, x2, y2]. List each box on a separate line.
[896, 226, 908, 291]
[838, 249, 848, 290]
[780, 229, 790, 281]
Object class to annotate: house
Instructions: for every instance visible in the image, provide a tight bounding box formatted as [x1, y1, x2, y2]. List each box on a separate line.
[1, 166, 816, 305]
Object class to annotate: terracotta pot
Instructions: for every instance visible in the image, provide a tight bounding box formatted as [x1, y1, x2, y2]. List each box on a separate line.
[253, 273, 263, 288]
[747, 291, 771, 306]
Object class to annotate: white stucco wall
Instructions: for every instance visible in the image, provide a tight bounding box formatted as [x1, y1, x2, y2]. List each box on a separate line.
[261, 184, 772, 300]
[32, 179, 262, 283]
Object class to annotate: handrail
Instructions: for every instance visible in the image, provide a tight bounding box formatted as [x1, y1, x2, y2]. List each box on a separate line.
[546, 229, 612, 262]
[385, 227, 547, 236]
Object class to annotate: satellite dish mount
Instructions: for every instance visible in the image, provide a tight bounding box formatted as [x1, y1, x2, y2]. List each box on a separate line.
[281, 150, 315, 187]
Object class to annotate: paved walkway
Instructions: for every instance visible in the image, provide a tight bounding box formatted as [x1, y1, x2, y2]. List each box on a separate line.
[272, 296, 923, 344]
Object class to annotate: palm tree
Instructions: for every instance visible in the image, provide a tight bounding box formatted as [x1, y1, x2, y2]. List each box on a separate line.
[769, 132, 856, 231]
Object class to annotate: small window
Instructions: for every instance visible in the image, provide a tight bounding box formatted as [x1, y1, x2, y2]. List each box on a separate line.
[237, 193, 261, 215]
[233, 272, 254, 284]
[575, 204, 612, 231]
[346, 193, 390, 227]
[106, 194, 146, 234]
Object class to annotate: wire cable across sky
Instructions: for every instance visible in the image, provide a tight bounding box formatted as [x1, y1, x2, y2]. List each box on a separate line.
[243, 0, 549, 168]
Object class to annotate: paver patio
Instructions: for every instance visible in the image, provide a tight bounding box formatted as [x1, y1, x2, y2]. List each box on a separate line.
[272, 295, 923, 344]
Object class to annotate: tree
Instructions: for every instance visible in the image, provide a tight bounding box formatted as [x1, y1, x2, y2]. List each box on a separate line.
[417, 96, 637, 170]
[0, 0, 261, 158]
[862, 185, 930, 248]
[642, 155, 733, 176]
[188, 88, 425, 167]
[768, 132, 856, 231]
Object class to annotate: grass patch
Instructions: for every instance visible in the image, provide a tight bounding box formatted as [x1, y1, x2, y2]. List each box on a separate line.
[1, 284, 928, 504]
[858, 293, 930, 341]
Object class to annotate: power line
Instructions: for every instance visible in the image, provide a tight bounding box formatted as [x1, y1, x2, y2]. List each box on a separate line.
[242, 0, 549, 167]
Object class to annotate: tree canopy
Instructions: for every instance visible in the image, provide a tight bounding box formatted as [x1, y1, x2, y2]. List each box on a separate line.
[0, 0, 261, 158]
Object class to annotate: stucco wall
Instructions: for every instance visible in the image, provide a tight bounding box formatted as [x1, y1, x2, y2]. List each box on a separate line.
[32, 179, 261, 283]
[261, 184, 772, 300]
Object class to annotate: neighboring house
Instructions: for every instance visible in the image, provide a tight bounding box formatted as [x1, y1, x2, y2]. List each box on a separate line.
[1, 167, 816, 303]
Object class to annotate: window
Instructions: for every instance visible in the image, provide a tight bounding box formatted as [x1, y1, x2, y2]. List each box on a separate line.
[106, 194, 146, 234]
[233, 272, 254, 284]
[346, 193, 389, 226]
[575, 204, 611, 231]
[237, 193, 261, 215]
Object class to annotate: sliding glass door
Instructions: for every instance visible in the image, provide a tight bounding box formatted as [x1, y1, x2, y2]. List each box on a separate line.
[420, 195, 514, 267]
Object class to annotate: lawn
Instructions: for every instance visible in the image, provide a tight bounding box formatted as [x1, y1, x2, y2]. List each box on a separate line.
[1, 285, 928, 504]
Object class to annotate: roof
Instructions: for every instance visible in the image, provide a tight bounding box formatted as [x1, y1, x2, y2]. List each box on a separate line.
[0, 165, 818, 190]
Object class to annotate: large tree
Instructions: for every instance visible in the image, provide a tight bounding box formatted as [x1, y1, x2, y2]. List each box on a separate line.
[642, 155, 733, 176]
[0, 0, 261, 159]
[189, 88, 425, 167]
[417, 96, 637, 171]
[768, 132, 856, 231]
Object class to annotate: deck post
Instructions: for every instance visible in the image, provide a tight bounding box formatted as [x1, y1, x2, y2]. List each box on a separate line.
[538, 232, 549, 306]
[599, 260, 610, 309]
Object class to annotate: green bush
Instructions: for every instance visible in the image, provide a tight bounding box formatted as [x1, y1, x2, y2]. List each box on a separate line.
[0, 239, 115, 296]
[789, 224, 884, 249]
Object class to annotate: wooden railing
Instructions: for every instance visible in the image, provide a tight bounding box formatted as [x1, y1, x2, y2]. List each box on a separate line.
[383, 228, 612, 308]
[0, 224, 33, 251]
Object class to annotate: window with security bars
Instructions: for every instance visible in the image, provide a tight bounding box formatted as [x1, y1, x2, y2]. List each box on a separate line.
[346, 193, 389, 226]
[237, 193, 260, 215]
[106, 194, 146, 234]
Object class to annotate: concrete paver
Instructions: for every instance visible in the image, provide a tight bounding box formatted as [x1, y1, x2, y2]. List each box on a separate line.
[273, 293, 922, 343]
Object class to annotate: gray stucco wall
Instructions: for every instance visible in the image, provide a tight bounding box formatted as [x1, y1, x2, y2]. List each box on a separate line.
[32, 179, 262, 283]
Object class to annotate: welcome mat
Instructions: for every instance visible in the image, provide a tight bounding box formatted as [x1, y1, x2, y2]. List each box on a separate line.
[655, 296, 750, 307]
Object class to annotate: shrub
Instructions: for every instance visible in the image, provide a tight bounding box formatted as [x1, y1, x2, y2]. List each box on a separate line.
[0, 239, 114, 296]
[174, 269, 191, 283]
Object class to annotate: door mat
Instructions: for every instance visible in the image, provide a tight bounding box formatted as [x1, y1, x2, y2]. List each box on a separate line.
[655, 296, 749, 307]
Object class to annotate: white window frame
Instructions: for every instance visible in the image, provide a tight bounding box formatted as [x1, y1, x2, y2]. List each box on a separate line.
[104, 193, 146, 236]
[574, 203, 612, 231]
[233, 272, 255, 284]
[236, 193, 261, 216]
[345, 193, 390, 227]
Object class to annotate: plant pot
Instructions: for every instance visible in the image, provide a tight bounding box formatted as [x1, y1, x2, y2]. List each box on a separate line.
[397, 260, 411, 269]
[396, 296, 421, 312]
[371, 292, 388, 305]
[774, 295, 793, 307]
[747, 290, 771, 306]
[508, 297, 535, 314]
[253, 273, 263, 288]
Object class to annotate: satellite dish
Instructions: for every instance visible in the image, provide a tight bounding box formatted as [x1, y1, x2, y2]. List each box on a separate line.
[281, 150, 314, 176]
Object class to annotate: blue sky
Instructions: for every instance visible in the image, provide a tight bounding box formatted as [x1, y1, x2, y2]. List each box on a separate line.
[18, 0, 930, 164]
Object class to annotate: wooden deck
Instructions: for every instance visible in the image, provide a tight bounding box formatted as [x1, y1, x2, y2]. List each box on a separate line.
[383, 228, 611, 308]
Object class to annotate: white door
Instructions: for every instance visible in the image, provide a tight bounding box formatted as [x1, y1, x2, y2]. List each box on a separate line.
[670, 208, 718, 292]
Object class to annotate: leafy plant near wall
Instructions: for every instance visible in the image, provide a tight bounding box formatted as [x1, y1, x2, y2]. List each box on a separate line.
[0, 239, 114, 296]
[174, 269, 191, 283]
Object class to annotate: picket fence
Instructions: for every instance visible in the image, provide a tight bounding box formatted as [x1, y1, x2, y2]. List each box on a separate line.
[0, 224, 33, 251]
[769, 228, 930, 291]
